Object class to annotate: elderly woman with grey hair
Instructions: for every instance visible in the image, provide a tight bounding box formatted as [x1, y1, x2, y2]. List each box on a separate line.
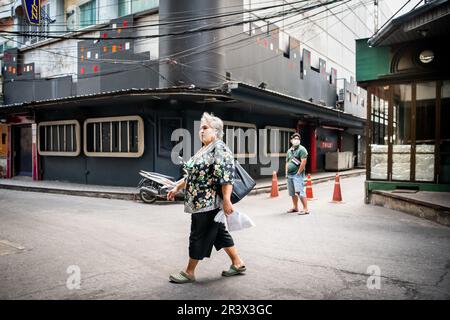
[167, 112, 246, 283]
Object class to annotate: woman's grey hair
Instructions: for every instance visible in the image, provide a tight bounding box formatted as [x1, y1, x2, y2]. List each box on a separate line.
[201, 112, 224, 139]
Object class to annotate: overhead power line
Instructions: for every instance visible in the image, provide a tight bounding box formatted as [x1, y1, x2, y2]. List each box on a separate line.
[0, 0, 325, 83]
[1, 0, 341, 40]
[1, 0, 318, 63]
[2, 0, 370, 85]
[225, 0, 368, 72]
[184, 0, 369, 80]
[1, 0, 312, 30]
[1, 0, 286, 26]
[372, 0, 412, 36]
[1, 0, 354, 84]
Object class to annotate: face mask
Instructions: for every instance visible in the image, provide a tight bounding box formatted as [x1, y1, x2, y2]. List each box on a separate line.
[291, 139, 300, 146]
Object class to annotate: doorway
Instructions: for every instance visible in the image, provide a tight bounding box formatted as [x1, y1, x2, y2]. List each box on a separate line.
[13, 125, 32, 177]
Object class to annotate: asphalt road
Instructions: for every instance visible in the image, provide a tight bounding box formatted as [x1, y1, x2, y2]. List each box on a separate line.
[0, 176, 449, 299]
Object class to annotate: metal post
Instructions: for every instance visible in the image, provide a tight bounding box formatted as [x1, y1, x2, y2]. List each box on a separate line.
[374, 0, 379, 34]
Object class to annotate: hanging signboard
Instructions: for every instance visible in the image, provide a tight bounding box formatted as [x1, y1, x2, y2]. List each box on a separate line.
[22, 0, 41, 25]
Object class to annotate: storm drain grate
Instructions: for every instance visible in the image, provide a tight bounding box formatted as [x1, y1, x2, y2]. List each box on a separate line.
[0, 240, 25, 256]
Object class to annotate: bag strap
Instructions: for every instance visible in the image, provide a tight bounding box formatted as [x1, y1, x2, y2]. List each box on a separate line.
[288, 147, 300, 163]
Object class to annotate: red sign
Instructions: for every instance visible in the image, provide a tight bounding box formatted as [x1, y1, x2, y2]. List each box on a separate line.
[320, 141, 334, 149]
[7, 114, 34, 124]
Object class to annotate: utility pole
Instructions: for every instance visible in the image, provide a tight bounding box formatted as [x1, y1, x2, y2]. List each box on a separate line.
[374, 0, 379, 33]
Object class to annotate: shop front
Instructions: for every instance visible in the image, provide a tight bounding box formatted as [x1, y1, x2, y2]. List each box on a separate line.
[356, 0, 450, 200]
[367, 82, 449, 186]
[0, 114, 38, 180]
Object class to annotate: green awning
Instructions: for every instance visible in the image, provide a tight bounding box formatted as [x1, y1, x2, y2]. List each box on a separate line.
[356, 38, 390, 82]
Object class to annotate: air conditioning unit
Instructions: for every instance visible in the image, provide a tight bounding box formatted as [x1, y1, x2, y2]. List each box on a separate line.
[66, 5, 79, 32]
[338, 88, 345, 102]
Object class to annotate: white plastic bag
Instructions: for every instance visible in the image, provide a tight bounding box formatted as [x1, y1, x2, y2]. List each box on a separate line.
[214, 210, 226, 224]
[227, 211, 255, 232]
[214, 210, 255, 232]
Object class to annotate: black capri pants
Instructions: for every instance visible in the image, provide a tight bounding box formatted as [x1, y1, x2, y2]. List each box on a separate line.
[189, 208, 235, 260]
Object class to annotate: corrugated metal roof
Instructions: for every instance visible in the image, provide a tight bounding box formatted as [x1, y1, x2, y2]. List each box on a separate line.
[0, 86, 229, 110]
[368, 0, 450, 47]
[231, 82, 366, 123]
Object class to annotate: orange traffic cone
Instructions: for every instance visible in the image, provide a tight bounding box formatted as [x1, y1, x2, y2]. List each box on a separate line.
[270, 171, 279, 198]
[305, 174, 315, 200]
[331, 173, 343, 203]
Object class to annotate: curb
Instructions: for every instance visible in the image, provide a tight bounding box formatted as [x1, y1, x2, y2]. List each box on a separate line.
[0, 184, 137, 201]
[372, 190, 450, 212]
[370, 191, 450, 227]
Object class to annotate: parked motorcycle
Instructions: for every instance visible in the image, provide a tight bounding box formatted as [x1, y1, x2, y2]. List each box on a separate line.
[138, 157, 186, 204]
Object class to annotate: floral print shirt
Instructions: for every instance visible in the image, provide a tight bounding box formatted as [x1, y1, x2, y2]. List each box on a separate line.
[183, 140, 235, 213]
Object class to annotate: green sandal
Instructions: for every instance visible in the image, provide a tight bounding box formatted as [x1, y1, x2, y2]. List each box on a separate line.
[169, 271, 196, 284]
[222, 265, 247, 277]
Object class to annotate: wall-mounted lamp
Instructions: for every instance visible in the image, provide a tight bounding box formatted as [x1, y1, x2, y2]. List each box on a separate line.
[419, 49, 434, 64]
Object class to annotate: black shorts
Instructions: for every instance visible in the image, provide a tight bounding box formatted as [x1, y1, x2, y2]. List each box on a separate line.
[189, 208, 235, 260]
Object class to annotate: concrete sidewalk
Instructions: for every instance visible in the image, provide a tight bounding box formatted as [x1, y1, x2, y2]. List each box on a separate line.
[0, 169, 366, 200]
[370, 190, 450, 227]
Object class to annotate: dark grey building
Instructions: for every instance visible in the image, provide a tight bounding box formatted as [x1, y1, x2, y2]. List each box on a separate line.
[0, 0, 365, 186]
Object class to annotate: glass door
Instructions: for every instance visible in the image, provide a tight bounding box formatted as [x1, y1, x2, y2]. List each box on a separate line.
[368, 81, 443, 183]
[391, 84, 413, 181]
[369, 86, 390, 180]
[440, 81, 450, 183]
[415, 82, 436, 182]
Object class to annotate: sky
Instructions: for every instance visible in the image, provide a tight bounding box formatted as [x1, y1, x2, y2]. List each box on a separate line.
[385, 0, 425, 17]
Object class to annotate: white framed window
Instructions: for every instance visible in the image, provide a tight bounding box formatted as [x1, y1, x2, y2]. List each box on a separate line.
[264, 126, 296, 157]
[38, 120, 81, 157]
[84, 116, 144, 157]
[223, 121, 257, 158]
